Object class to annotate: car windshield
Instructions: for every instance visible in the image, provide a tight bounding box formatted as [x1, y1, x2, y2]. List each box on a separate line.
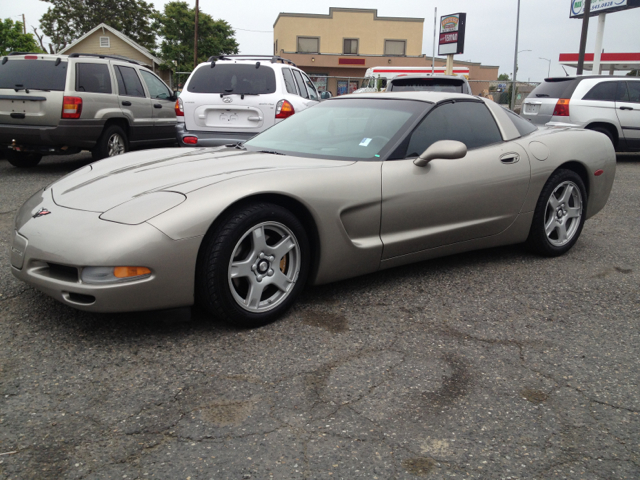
[186, 64, 276, 95]
[0, 59, 68, 91]
[244, 98, 430, 160]
[389, 78, 465, 93]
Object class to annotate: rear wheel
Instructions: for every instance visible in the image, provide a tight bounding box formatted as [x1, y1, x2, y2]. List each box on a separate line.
[526, 169, 587, 257]
[92, 125, 128, 160]
[196, 203, 310, 328]
[6, 150, 42, 168]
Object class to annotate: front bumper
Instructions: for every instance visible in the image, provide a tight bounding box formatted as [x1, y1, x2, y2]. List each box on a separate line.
[175, 123, 257, 147]
[11, 188, 202, 313]
[0, 120, 104, 151]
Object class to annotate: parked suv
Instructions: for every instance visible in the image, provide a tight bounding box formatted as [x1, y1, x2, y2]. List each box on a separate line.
[521, 76, 640, 152]
[0, 52, 177, 167]
[176, 55, 320, 147]
[386, 74, 472, 94]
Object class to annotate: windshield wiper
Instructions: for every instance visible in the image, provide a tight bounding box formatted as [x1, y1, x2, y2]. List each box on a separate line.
[257, 150, 284, 155]
[219, 92, 260, 99]
[535, 94, 550, 97]
[233, 142, 246, 150]
[14, 87, 51, 93]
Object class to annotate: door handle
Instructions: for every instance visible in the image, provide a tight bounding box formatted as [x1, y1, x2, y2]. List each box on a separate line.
[619, 106, 633, 110]
[121, 101, 132, 106]
[500, 153, 520, 164]
[154, 103, 162, 109]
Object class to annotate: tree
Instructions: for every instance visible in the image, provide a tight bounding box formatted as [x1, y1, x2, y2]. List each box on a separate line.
[626, 70, 639, 77]
[497, 73, 511, 81]
[39, 0, 156, 53]
[154, 1, 239, 73]
[0, 19, 43, 54]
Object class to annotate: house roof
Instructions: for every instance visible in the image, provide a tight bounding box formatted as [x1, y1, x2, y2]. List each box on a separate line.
[59, 23, 163, 66]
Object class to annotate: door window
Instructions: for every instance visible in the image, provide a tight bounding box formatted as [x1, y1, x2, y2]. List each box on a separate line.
[282, 68, 298, 95]
[76, 63, 112, 94]
[140, 70, 172, 99]
[115, 66, 146, 97]
[582, 81, 619, 101]
[292, 70, 309, 99]
[301, 72, 319, 101]
[626, 81, 640, 103]
[403, 101, 503, 157]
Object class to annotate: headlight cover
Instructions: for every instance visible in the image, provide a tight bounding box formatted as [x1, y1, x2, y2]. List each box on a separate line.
[99, 192, 186, 225]
[81, 266, 152, 284]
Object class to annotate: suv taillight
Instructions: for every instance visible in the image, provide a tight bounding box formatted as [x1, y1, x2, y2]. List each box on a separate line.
[275, 99, 294, 119]
[175, 97, 184, 117]
[552, 99, 570, 117]
[61, 96, 82, 119]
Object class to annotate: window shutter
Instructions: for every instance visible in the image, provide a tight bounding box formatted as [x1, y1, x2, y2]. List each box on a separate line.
[100, 36, 110, 48]
[385, 40, 405, 56]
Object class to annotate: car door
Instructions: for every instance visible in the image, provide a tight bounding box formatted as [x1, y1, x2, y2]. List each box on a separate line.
[113, 64, 154, 144]
[139, 69, 177, 142]
[616, 80, 640, 151]
[380, 100, 531, 259]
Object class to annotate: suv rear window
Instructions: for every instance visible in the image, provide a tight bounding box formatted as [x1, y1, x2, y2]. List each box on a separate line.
[388, 77, 465, 93]
[187, 64, 276, 94]
[0, 59, 68, 91]
[527, 78, 578, 99]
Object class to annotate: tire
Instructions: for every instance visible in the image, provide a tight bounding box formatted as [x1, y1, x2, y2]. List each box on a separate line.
[526, 169, 587, 257]
[196, 203, 310, 328]
[588, 126, 616, 150]
[91, 125, 128, 160]
[5, 150, 42, 168]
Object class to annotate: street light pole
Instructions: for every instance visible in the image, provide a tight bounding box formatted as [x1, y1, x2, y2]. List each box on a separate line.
[510, 0, 521, 110]
[193, 0, 199, 69]
[539, 57, 551, 78]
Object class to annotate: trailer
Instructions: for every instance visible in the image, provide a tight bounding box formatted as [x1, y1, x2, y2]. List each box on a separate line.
[353, 66, 471, 93]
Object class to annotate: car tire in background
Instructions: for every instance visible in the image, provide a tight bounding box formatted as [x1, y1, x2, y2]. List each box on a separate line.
[526, 169, 587, 257]
[92, 125, 129, 161]
[5, 150, 43, 168]
[196, 202, 310, 328]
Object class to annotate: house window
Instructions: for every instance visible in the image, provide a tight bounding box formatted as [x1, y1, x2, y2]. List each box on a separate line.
[343, 39, 358, 54]
[99, 36, 110, 48]
[297, 37, 319, 53]
[384, 40, 406, 56]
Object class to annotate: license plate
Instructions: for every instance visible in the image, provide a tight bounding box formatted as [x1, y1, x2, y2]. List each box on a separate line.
[523, 103, 540, 114]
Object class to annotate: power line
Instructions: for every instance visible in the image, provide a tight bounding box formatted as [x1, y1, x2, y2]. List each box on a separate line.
[234, 28, 272, 33]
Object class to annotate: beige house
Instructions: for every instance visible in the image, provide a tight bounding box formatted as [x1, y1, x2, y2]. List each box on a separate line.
[273, 8, 498, 96]
[58, 23, 172, 86]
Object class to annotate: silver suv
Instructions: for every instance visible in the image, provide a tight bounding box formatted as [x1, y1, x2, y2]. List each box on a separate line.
[176, 55, 320, 147]
[0, 52, 177, 167]
[521, 76, 640, 152]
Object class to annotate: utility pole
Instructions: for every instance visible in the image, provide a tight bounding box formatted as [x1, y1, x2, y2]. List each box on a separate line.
[510, 0, 521, 110]
[576, 0, 592, 75]
[22, 14, 26, 34]
[193, 0, 199, 69]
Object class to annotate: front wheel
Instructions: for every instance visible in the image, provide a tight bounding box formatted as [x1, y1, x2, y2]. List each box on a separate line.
[196, 203, 310, 328]
[6, 150, 42, 168]
[92, 125, 128, 160]
[526, 169, 587, 257]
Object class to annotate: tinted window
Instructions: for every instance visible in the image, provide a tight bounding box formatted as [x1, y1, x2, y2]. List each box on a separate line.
[115, 66, 146, 97]
[626, 81, 640, 103]
[0, 59, 67, 91]
[282, 68, 298, 94]
[292, 70, 308, 99]
[503, 108, 538, 136]
[301, 72, 319, 101]
[76, 63, 112, 94]
[583, 81, 618, 101]
[389, 77, 465, 93]
[528, 78, 579, 99]
[187, 64, 276, 94]
[140, 70, 171, 99]
[404, 101, 502, 157]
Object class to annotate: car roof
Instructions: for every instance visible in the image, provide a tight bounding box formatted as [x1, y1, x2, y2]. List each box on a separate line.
[335, 91, 479, 103]
[390, 73, 467, 81]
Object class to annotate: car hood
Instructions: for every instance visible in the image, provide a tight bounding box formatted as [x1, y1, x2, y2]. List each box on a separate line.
[51, 147, 355, 213]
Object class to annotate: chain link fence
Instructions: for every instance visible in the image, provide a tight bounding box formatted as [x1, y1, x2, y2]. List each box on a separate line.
[469, 80, 540, 112]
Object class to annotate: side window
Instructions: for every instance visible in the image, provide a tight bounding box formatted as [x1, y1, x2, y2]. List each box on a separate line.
[583, 81, 618, 101]
[76, 63, 112, 94]
[292, 69, 309, 99]
[282, 68, 298, 95]
[301, 72, 319, 101]
[115, 66, 146, 97]
[404, 101, 503, 157]
[626, 81, 640, 103]
[140, 70, 172, 99]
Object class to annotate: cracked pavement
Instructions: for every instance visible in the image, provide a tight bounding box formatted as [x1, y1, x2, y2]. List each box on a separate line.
[1, 152, 639, 479]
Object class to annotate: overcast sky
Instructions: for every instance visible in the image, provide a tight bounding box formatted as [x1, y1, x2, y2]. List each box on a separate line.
[7, 0, 640, 81]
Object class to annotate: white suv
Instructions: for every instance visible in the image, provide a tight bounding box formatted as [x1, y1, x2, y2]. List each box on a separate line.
[521, 76, 640, 152]
[176, 55, 320, 147]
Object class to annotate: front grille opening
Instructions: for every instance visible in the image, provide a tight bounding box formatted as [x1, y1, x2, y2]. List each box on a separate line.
[65, 292, 95, 305]
[47, 263, 79, 282]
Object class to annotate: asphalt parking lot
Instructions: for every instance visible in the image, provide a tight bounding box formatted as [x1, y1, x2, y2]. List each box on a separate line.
[1, 151, 639, 479]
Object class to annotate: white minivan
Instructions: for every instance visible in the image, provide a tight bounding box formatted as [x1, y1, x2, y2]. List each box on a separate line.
[176, 55, 321, 147]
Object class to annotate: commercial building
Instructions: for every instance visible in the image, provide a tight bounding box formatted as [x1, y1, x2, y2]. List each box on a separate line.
[273, 7, 499, 95]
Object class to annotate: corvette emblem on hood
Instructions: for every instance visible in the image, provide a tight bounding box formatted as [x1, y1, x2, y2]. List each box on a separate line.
[33, 208, 51, 218]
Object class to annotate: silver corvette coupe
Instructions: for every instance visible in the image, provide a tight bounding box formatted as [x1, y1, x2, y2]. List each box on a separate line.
[11, 92, 615, 327]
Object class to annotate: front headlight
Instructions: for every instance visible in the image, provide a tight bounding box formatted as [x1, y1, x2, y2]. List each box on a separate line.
[100, 192, 186, 225]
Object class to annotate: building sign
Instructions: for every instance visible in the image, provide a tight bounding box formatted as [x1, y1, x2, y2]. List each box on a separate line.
[570, 0, 640, 18]
[438, 13, 466, 56]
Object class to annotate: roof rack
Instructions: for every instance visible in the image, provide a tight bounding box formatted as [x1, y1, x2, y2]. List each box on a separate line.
[8, 52, 44, 56]
[206, 54, 297, 67]
[68, 53, 143, 65]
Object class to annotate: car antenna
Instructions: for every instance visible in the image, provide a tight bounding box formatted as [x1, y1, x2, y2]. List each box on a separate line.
[561, 66, 569, 77]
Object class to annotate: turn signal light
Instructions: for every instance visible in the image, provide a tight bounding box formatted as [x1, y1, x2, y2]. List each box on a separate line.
[114, 266, 151, 278]
[183, 136, 198, 145]
[175, 97, 184, 116]
[62, 96, 83, 119]
[275, 99, 295, 119]
[552, 98, 570, 117]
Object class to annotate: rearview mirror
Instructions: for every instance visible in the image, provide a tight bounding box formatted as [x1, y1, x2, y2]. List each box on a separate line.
[413, 140, 467, 167]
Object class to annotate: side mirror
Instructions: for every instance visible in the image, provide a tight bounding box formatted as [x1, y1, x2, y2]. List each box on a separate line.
[320, 91, 332, 100]
[413, 140, 467, 167]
